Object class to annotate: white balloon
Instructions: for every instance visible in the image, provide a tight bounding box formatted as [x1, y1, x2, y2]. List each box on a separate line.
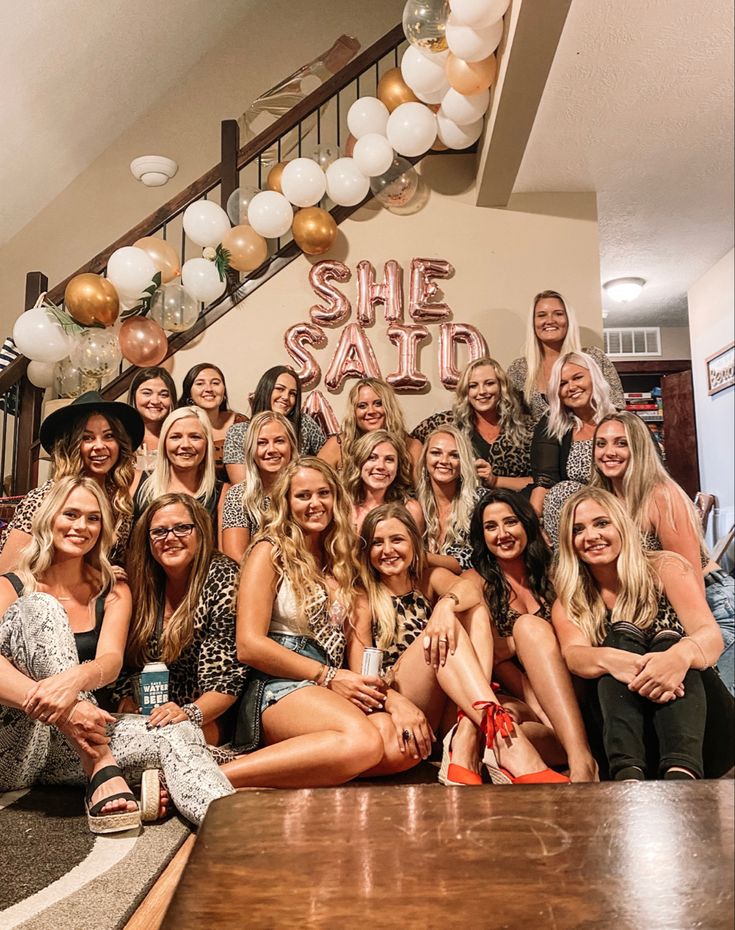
[415, 81, 450, 105]
[450, 0, 509, 28]
[106, 246, 157, 300]
[446, 15, 503, 62]
[436, 112, 485, 149]
[182, 200, 231, 248]
[386, 103, 438, 158]
[26, 360, 56, 389]
[439, 87, 490, 125]
[247, 191, 294, 238]
[352, 134, 395, 177]
[346, 97, 390, 139]
[325, 158, 370, 206]
[400, 46, 448, 96]
[181, 258, 227, 304]
[13, 307, 71, 363]
[280, 158, 327, 207]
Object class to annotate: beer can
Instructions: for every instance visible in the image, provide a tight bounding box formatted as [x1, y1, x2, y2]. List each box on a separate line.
[361, 647, 383, 678]
[140, 662, 169, 715]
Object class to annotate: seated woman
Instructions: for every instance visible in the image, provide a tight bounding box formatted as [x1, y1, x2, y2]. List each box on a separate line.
[592, 411, 734, 695]
[507, 289, 624, 422]
[553, 487, 727, 780]
[0, 391, 142, 571]
[133, 407, 227, 544]
[465, 489, 598, 781]
[219, 458, 387, 788]
[318, 377, 422, 474]
[0, 476, 233, 831]
[127, 366, 177, 471]
[120, 494, 245, 751]
[223, 365, 326, 484]
[343, 429, 425, 535]
[179, 363, 248, 483]
[221, 412, 297, 564]
[412, 357, 534, 494]
[350, 502, 569, 785]
[416, 426, 482, 572]
[530, 351, 617, 547]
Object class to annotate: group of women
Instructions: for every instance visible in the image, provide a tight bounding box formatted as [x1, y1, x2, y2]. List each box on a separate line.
[0, 289, 732, 835]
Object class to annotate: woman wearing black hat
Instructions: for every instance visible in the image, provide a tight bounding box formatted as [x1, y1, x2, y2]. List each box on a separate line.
[0, 391, 143, 572]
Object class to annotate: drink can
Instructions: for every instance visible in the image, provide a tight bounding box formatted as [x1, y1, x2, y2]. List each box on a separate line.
[361, 647, 383, 678]
[140, 662, 169, 715]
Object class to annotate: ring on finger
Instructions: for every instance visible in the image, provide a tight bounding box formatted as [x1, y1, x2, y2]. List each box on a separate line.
[402, 729, 411, 742]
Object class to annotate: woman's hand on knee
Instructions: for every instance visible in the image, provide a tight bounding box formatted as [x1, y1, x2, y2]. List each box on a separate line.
[328, 670, 386, 713]
[387, 693, 434, 760]
[147, 701, 188, 728]
[23, 669, 82, 725]
[605, 648, 646, 685]
[422, 614, 459, 668]
[628, 650, 689, 700]
[58, 701, 114, 755]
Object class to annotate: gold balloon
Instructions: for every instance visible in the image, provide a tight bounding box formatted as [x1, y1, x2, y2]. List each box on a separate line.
[266, 161, 289, 193]
[377, 67, 419, 112]
[133, 236, 181, 283]
[446, 52, 498, 96]
[403, 0, 450, 53]
[292, 208, 337, 256]
[64, 273, 120, 327]
[221, 225, 269, 273]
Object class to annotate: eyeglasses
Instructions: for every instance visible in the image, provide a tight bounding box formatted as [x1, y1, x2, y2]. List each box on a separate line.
[149, 523, 196, 542]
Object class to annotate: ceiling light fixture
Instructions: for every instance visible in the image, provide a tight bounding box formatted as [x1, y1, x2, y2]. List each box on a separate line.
[603, 277, 646, 303]
[130, 155, 178, 187]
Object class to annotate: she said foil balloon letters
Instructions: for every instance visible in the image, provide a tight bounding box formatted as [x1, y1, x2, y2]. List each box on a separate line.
[301, 389, 340, 436]
[284, 322, 327, 389]
[386, 323, 430, 391]
[308, 260, 352, 326]
[356, 260, 404, 325]
[438, 322, 489, 389]
[409, 258, 454, 321]
[324, 323, 383, 391]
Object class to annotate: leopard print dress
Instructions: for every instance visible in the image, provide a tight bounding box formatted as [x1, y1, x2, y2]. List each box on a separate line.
[542, 439, 594, 549]
[375, 589, 433, 674]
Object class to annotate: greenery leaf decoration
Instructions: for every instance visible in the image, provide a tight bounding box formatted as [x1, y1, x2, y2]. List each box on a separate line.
[44, 298, 85, 336]
[122, 271, 163, 318]
[215, 246, 231, 282]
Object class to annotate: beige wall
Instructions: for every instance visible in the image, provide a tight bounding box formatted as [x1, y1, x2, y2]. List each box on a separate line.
[660, 326, 691, 360]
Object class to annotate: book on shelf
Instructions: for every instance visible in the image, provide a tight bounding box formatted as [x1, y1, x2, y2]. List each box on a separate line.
[624, 392, 653, 399]
[625, 403, 658, 411]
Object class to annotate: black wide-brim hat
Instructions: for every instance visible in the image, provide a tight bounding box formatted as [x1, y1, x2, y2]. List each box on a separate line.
[39, 391, 145, 454]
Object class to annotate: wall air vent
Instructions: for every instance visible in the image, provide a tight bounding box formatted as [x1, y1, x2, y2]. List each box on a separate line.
[603, 327, 661, 357]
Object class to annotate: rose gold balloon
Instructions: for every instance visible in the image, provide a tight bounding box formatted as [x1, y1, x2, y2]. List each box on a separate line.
[133, 236, 181, 283]
[409, 258, 454, 321]
[438, 321, 489, 389]
[64, 273, 120, 327]
[377, 67, 420, 112]
[386, 323, 430, 391]
[309, 260, 352, 326]
[324, 323, 382, 391]
[292, 207, 338, 256]
[284, 321, 327, 389]
[301, 389, 340, 436]
[118, 317, 168, 366]
[446, 52, 497, 95]
[220, 225, 268, 272]
[344, 133, 357, 157]
[266, 161, 289, 193]
[356, 260, 404, 325]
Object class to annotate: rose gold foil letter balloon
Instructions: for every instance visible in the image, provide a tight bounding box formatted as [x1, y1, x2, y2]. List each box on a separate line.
[409, 258, 454, 321]
[284, 322, 327, 389]
[356, 260, 404, 325]
[324, 323, 382, 391]
[386, 323, 430, 391]
[302, 389, 340, 436]
[438, 321, 489, 388]
[118, 317, 168, 367]
[308, 260, 352, 326]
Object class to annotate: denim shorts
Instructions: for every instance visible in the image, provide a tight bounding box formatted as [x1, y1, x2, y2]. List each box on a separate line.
[705, 569, 735, 696]
[258, 633, 329, 714]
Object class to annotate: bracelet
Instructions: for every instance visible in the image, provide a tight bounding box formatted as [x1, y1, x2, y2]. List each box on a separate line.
[687, 637, 709, 669]
[313, 663, 327, 685]
[322, 666, 338, 689]
[440, 592, 460, 608]
[181, 703, 204, 727]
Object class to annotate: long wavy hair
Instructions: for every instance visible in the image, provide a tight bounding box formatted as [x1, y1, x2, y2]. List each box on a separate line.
[453, 356, 532, 448]
[126, 494, 217, 668]
[343, 429, 416, 506]
[546, 351, 616, 441]
[127, 366, 178, 410]
[416, 426, 478, 553]
[138, 406, 216, 506]
[590, 412, 709, 558]
[521, 290, 583, 406]
[253, 458, 358, 631]
[556, 487, 661, 645]
[16, 476, 116, 596]
[239, 411, 297, 531]
[251, 365, 303, 445]
[340, 378, 411, 464]
[50, 412, 136, 523]
[469, 489, 555, 625]
[358, 502, 427, 651]
[179, 362, 230, 413]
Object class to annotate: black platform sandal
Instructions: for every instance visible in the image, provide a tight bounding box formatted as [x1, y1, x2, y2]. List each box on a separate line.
[85, 764, 142, 834]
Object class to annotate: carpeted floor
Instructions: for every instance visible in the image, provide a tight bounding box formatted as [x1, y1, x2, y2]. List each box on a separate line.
[0, 787, 190, 930]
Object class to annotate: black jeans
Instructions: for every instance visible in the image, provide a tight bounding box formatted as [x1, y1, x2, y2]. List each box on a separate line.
[597, 623, 706, 779]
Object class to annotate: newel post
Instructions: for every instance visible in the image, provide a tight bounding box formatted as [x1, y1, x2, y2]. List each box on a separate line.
[220, 120, 240, 211]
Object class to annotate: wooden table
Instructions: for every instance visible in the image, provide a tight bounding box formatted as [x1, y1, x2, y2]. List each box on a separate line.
[163, 781, 734, 929]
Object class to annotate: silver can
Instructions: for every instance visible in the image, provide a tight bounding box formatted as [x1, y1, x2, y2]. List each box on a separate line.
[139, 662, 169, 715]
[361, 647, 383, 678]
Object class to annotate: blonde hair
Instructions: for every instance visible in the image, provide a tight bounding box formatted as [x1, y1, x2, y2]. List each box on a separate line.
[358, 502, 427, 650]
[546, 351, 616, 441]
[342, 429, 416, 505]
[16, 476, 116, 596]
[340, 378, 411, 464]
[416, 426, 478, 553]
[254, 458, 359, 632]
[555, 487, 660, 645]
[521, 290, 582, 406]
[240, 411, 297, 531]
[453, 356, 532, 447]
[139, 406, 216, 506]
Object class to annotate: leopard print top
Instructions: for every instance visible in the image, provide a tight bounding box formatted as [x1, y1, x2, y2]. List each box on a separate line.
[221, 483, 268, 533]
[604, 594, 685, 639]
[494, 597, 553, 639]
[375, 589, 433, 673]
[640, 529, 709, 570]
